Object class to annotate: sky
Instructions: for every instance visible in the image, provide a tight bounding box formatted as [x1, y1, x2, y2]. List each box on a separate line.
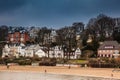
[0, 0, 120, 29]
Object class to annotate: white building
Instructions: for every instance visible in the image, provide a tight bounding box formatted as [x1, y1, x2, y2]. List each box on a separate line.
[25, 44, 46, 57]
[2, 44, 23, 58]
[74, 47, 81, 59]
[2, 44, 81, 59]
[35, 49, 46, 57]
[2, 44, 10, 57]
[48, 46, 64, 58]
[29, 27, 39, 39]
[2, 44, 46, 58]
[64, 47, 81, 59]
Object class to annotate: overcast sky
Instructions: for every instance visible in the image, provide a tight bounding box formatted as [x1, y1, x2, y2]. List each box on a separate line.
[0, 0, 120, 28]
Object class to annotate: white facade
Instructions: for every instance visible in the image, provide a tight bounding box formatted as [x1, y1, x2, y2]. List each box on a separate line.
[29, 27, 39, 39]
[35, 49, 46, 57]
[64, 48, 81, 59]
[48, 46, 64, 58]
[2, 44, 10, 57]
[2, 44, 46, 58]
[25, 44, 46, 57]
[2, 44, 81, 59]
[75, 47, 81, 59]
[2, 44, 22, 58]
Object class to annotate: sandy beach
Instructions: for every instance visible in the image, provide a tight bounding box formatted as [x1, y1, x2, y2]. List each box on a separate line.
[0, 65, 120, 79]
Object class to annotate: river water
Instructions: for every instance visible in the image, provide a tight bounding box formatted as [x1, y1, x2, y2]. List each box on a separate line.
[0, 71, 119, 80]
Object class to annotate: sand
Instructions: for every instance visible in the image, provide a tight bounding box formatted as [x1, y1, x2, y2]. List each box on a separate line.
[0, 65, 120, 79]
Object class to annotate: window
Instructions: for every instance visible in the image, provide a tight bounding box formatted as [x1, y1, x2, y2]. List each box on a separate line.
[99, 50, 101, 53]
[103, 50, 105, 53]
[21, 34, 24, 38]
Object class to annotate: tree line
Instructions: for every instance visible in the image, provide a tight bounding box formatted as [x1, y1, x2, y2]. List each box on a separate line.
[0, 14, 120, 57]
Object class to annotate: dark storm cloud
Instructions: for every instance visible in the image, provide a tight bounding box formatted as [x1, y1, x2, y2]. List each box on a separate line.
[1, 0, 120, 14]
[0, 0, 27, 13]
[23, 0, 120, 17]
[0, 0, 120, 27]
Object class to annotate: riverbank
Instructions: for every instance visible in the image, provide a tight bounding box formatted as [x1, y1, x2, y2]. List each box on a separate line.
[0, 66, 120, 79]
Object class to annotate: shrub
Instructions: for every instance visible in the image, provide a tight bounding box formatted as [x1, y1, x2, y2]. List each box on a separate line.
[18, 60, 31, 65]
[89, 58, 120, 68]
[39, 58, 56, 66]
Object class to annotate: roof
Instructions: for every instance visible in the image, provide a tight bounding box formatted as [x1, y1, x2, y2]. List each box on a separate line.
[25, 44, 41, 52]
[98, 41, 120, 50]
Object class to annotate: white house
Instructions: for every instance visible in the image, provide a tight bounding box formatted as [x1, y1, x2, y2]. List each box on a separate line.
[48, 46, 64, 58]
[25, 44, 46, 57]
[2, 44, 10, 57]
[64, 47, 81, 59]
[19, 43, 26, 56]
[35, 49, 46, 57]
[2, 44, 46, 58]
[2, 44, 81, 59]
[74, 47, 81, 59]
[2, 44, 22, 58]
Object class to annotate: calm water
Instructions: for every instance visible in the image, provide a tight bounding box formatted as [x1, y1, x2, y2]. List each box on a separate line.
[0, 71, 119, 80]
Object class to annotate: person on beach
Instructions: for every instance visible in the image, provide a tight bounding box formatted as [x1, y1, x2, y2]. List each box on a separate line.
[68, 65, 71, 69]
[111, 73, 113, 77]
[7, 64, 9, 69]
[45, 69, 47, 73]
